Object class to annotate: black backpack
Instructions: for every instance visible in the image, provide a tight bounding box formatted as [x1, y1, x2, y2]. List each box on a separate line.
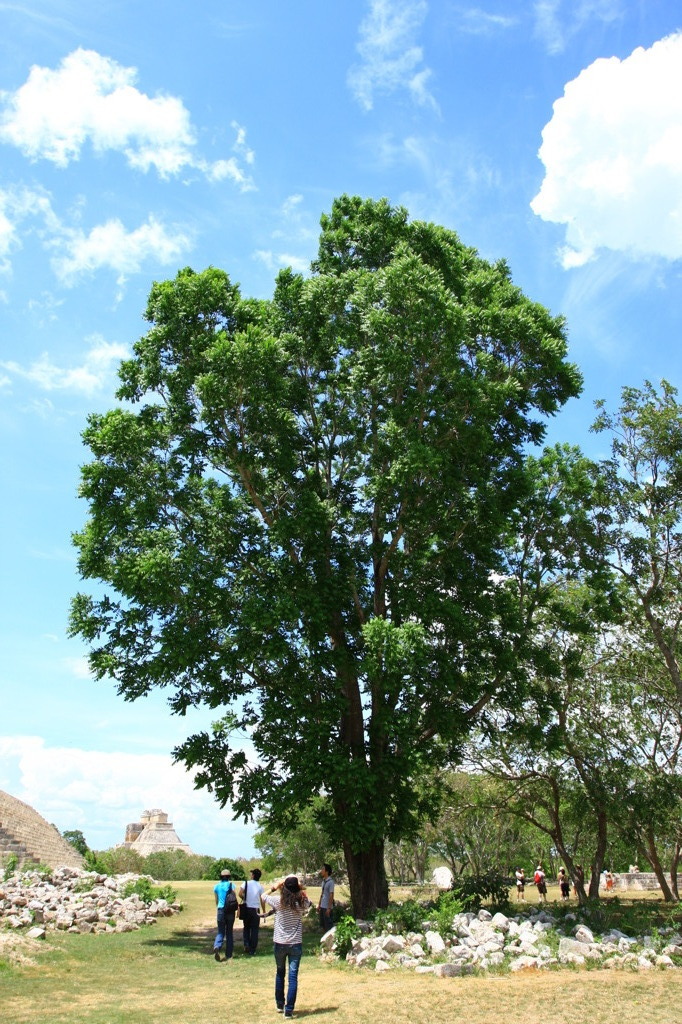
[224, 882, 238, 911]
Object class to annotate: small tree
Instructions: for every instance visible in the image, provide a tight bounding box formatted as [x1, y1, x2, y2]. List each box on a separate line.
[62, 829, 89, 856]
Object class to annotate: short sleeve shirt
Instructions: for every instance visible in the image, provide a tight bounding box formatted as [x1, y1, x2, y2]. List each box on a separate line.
[320, 876, 335, 908]
[264, 892, 310, 944]
[214, 880, 234, 908]
[243, 880, 265, 908]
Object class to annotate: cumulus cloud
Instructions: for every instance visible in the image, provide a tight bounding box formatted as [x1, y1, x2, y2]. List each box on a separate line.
[1, 333, 128, 395]
[348, 0, 437, 112]
[0, 48, 255, 187]
[0, 735, 253, 855]
[51, 215, 191, 284]
[531, 33, 682, 268]
[534, 0, 623, 56]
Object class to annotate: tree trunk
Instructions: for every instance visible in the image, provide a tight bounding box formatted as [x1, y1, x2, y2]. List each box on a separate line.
[639, 828, 677, 902]
[670, 841, 681, 900]
[344, 840, 389, 918]
[588, 810, 608, 899]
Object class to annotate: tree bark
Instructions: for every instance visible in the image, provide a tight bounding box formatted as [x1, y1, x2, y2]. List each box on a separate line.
[588, 810, 608, 899]
[343, 840, 389, 918]
[638, 827, 677, 902]
[670, 840, 680, 900]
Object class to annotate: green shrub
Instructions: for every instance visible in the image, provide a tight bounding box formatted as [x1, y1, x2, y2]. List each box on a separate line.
[433, 890, 465, 938]
[2, 853, 18, 879]
[373, 899, 426, 935]
[121, 877, 177, 905]
[333, 915, 361, 958]
[450, 872, 509, 912]
[202, 857, 245, 881]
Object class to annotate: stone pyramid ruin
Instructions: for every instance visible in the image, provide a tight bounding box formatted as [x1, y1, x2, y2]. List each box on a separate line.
[120, 809, 194, 857]
[0, 789, 85, 870]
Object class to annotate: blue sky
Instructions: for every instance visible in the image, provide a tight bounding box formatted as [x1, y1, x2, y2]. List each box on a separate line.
[1, 0, 681, 859]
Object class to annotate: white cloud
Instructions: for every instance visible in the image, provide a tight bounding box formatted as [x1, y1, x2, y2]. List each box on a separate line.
[0, 735, 254, 856]
[452, 7, 517, 34]
[348, 0, 437, 112]
[0, 185, 58, 272]
[61, 657, 92, 679]
[1, 333, 128, 395]
[254, 250, 309, 274]
[51, 215, 192, 284]
[533, 0, 623, 56]
[0, 48, 255, 187]
[531, 33, 682, 268]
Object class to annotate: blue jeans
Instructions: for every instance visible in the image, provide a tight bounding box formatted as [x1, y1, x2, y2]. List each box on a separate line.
[242, 906, 261, 952]
[214, 908, 236, 958]
[274, 942, 302, 1013]
[319, 907, 333, 932]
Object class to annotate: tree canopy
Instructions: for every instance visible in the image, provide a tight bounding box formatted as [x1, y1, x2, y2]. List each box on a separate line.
[70, 195, 581, 915]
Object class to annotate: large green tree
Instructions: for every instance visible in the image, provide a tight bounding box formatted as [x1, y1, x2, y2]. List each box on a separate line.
[70, 195, 581, 915]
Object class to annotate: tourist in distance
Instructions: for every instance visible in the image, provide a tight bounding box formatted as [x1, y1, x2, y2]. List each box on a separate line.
[213, 868, 237, 962]
[262, 875, 312, 1018]
[239, 868, 265, 955]
[318, 863, 335, 931]
[534, 863, 547, 903]
[558, 867, 570, 901]
[515, 866, 526, 901]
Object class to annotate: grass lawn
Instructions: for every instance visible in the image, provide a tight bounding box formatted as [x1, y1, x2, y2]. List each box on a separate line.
[2, 880, 682, 1024]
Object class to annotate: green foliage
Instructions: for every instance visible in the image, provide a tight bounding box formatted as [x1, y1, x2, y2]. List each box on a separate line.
[450, 872, 509, 912]
[70, 194, 582, 915]
[2, 853, 18, 878]
[143, 850, 215, 881]
[203, 857, 244, 881]
[62, 829, 89, 856]
[373, 899, 426, 935]
[86, 847, 146, 876]
[254, 797, 340, 877]
[433, 890, 465, 938]
[121, 877, 177, 905]
[333, 914, 361, 959]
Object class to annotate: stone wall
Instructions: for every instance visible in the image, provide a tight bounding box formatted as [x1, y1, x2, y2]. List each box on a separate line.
[0, 790, 84, 871]
[615, 872, 662, 892]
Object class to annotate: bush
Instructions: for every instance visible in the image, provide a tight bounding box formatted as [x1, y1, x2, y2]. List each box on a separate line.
[1, 853, 18, 879]
[202, 857, 245, 881]
[449, 872, 509, 912]
[333, 915, 361, 958]
[121, 877, 177, 905]
[433, 890, 465, 938]
[373, 899, 427, 935]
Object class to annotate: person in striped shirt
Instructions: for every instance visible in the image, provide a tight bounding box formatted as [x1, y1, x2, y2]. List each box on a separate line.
[263, 876, 312, 1018]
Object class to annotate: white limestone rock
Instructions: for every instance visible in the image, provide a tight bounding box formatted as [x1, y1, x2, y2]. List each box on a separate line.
[510, 956, 541, 972]
[432, 867, 454, 890]
[424, 930, 446, 954]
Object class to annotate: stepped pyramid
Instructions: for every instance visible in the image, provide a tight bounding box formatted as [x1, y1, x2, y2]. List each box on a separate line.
[121, 808, 194, 856]
[0, 789, 84, 870]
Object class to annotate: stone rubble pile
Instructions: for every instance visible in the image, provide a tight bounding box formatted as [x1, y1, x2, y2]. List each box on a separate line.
[0, 865, 181, 938]
[323, 907, 682, 976]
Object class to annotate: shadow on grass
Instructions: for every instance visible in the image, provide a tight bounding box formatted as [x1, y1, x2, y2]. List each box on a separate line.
[140, 925, 216, 955]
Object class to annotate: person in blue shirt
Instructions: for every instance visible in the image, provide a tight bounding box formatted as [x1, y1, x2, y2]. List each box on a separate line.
[213, 869, 237, 961]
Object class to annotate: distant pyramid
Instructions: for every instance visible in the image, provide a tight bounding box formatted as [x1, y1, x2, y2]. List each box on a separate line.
[120, 809, 194, 856]
[0, 789, 84, 870]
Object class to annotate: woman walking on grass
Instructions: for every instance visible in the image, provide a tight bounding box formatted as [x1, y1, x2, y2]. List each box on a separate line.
[263, 876, 312, 1018]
